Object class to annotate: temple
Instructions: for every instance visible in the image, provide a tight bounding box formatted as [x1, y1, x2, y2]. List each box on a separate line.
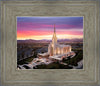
[48, 24, 71, 56]
[38, 25, 72, 60]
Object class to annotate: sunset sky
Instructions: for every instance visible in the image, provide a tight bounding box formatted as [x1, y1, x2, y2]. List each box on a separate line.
[17, 17, 83, 40]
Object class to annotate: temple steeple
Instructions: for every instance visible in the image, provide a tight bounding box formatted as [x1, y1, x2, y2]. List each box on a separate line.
[52, 24, 57, 44]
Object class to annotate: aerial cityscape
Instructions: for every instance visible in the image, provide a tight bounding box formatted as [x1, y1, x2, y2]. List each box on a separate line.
[17, 17, 83, 69]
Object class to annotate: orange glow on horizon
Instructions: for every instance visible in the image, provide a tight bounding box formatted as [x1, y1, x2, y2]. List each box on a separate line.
[17, 34, 83, 40]
[17, 29, 83, 40]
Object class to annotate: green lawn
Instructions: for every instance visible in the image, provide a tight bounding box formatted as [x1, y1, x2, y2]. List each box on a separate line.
[62, 50, 83, 66]
[36, 62, 73, 69]
[17, 56, 34, 65]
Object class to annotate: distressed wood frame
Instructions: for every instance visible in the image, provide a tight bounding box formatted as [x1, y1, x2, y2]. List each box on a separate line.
[0, 1, 100, 86]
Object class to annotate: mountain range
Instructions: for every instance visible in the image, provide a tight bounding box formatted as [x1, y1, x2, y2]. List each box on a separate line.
[17, 38, 83, 43]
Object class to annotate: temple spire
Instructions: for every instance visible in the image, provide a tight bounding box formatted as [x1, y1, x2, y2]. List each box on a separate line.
[52, 24, 57, 44]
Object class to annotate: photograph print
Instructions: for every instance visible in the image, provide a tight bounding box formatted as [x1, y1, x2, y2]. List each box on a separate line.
[17, 17, 83, 69]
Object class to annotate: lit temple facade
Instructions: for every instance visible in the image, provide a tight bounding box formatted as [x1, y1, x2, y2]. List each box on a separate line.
[38, 25, 72, 59]
[48, 24, 71, 56]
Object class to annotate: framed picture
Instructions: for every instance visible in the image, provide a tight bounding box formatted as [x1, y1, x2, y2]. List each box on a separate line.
[17, 16, 83, 69]
[0, 0, 100, 86]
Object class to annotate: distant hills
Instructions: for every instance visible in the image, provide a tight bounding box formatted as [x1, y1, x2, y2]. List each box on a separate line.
[17, 38, 83, 43]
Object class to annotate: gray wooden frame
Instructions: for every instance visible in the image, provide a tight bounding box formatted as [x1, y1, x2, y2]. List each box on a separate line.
[0, 0, 100, 86]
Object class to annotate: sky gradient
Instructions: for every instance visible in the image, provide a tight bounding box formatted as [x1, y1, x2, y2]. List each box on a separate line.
[17, 17, 83, 40]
